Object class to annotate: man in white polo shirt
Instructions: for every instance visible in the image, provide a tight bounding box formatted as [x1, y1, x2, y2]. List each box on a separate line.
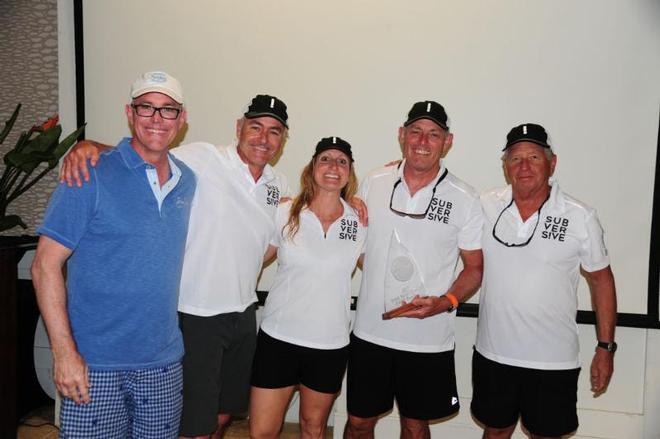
[60, 94, 290, 438]
[345, 101, 484, 439]
[173, 95, 289, 438]
[471, 123, 617, 439]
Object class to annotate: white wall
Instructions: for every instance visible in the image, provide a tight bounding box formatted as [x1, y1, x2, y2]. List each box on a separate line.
[79, 0, 659, 316]
[54, 1, 660, 437]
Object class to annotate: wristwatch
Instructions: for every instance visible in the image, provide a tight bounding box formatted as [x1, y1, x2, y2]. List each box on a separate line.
[596, 341, 617, 353]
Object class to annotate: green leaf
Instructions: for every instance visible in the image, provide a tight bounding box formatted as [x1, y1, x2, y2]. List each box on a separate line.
[9, 130, 32, 156]
[3, 124, 86, 173]
[48, 125, 86, 167]
[1, 114, 86, 221]
[4, 150, 53, 173]
[0, 104, 21, 145]
[21, 125, 62, 154]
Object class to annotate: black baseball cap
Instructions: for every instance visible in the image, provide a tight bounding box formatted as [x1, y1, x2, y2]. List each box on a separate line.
[404, 100, 449, 130]
[244, 94, 288, 128]
[313, 136, 353, 162]
[503, 123, 551, 151]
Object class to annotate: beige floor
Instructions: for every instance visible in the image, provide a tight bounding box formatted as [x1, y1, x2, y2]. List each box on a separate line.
[224, 419, 333, 439]
[16, 406, 58, 439]
[17, 406, 333, 438]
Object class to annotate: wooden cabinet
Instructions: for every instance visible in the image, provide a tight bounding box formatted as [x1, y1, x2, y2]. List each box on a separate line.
[0, 236, 38, 438]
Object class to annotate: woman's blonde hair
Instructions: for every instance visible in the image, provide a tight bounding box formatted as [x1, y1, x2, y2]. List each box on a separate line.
[283, 155, 358, 241]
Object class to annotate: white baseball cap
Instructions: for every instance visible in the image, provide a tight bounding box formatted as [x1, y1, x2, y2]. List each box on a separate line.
[130, 71, 184, 104]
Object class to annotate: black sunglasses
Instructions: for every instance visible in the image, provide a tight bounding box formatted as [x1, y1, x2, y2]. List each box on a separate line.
[389, 168, 448, 219]
[492, 193, 550, 247]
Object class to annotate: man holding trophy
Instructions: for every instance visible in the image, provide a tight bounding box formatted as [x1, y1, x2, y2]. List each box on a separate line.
[344, 101, 484, 439]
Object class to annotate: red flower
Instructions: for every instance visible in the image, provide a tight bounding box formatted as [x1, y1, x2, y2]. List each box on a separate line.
[41, 115, 59, 131]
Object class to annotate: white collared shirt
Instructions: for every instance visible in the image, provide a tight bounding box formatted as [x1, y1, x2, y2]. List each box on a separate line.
[171, 142, 289, 316]
[353, 162, 483, 353]
[260, 199, 366, 349]
[476, 179, 610, 369]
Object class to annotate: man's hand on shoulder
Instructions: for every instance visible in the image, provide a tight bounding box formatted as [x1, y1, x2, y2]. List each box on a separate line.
[348, 196, 368, 226]
[60, 140, 109, 188]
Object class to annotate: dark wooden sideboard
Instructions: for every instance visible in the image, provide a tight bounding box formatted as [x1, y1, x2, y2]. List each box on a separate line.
[0, 236, 39, 438]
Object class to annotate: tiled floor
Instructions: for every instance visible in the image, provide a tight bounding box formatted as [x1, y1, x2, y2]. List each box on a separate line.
[17, 406, 333, 438]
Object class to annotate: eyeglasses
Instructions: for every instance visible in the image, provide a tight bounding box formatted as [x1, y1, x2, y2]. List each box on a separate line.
[389, 168, 448, 219]
[491, 193, 550, 247]
[131, 103, 182, 120]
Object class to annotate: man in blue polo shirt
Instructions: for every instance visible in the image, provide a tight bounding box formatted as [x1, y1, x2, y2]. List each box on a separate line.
[31, 71, 196, 439]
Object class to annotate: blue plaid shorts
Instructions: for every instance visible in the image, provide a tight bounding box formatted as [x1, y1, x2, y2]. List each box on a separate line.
[59, 362, 183, 439]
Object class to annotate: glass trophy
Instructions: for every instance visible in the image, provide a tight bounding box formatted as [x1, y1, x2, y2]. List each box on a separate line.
[382, 230, 427, 319]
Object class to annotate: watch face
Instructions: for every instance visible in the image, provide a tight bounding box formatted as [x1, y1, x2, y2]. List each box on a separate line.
[598, 341, 617, 353]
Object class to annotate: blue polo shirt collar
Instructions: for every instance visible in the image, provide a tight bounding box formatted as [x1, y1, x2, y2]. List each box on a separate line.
[117, 137, 181, 211]
[117, 137, 147, 169]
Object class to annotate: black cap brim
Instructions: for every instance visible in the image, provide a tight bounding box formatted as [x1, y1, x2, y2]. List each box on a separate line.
[245, 112, 289, 128]
[404, 115, 448, 130]
[502, 138, 551, 151]
[314, 145, 354, 162]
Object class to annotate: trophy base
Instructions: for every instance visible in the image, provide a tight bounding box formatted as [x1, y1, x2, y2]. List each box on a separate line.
[382, 303, 420, 320]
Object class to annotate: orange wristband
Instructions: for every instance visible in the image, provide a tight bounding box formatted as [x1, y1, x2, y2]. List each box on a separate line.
[444, 293, 459, 310]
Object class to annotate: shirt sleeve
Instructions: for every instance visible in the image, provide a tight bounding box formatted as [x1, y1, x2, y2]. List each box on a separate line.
[458, 195, 484, 251]
[36, 169, 98, 250]
[358, 224, 368, 254]
[579, 209, 610, 272]
[170, 142, 212, 176]
[357, 175, 371, 201]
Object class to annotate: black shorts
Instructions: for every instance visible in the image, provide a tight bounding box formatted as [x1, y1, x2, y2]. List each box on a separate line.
[471, 349, 580, 437]
[178, 305, 257, 437]
[251, 329, 349, 394]
[347, 333, 459, 421]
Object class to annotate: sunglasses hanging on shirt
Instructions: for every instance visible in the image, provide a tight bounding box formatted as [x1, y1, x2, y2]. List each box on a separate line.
[492, 193, 550, 247]
[389, 168, 448, 219]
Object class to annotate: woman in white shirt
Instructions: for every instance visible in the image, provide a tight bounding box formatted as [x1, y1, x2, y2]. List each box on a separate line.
[249, 137, 366, 439]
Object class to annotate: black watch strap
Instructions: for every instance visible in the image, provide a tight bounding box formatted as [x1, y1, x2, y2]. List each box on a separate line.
[596, 341, 617, 353]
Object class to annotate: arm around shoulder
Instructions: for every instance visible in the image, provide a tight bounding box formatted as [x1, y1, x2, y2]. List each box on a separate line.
[60, 139, 110, 188]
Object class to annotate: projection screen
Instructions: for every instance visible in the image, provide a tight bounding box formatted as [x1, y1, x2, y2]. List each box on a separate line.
[78, 0, 660, 325]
